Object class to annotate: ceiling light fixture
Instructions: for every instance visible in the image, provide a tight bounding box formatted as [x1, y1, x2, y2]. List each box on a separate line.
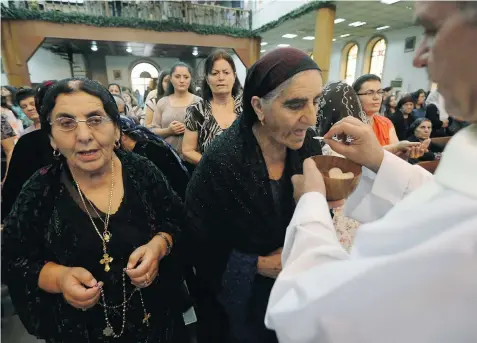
[192, 47, 199, 56]
[340, 34, 350, 38]
[334, 18, 346, 24]
[126, 46, 132, 53]
[91, 41, 98, 51]
[260, 49, 266, 53]
[380, 0, 400, 4]
[332, 38, 336, 42]
[376, 25, 390, 30]
[277, 44, 290, 47]
[302, 36, 315, 40]
[261, 42, 268, 46]
[282, 33, 297, 38]
[349, 21, 367, 27]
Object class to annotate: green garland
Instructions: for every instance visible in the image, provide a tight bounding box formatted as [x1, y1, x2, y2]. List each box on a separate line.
[253, 1, 335, 34]
[1, 1, 334, 39]
[0, 5, 257, 38]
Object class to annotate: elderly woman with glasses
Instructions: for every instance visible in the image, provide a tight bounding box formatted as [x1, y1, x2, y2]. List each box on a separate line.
[2, 78, 189, 343]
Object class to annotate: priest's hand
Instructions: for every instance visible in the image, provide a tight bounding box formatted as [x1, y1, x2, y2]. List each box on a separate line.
[292, 158, 326, 201]
[58, 267, 103, 310]
[324, 117, 384, 173]
[126, 235, 168, 288]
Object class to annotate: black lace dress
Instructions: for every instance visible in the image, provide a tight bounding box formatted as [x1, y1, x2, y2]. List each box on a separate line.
[2, 150, 188, 343]
[186, 116, 322, 343]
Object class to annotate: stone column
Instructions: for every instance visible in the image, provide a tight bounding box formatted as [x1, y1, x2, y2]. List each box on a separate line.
[313, 6, 336, 83]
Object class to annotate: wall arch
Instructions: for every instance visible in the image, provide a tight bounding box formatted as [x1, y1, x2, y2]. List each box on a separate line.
[362, 35, 387, 78]
[129, 59, 160, 96]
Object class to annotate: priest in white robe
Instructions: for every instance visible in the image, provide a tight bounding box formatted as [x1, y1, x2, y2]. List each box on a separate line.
[265, 2, 477, 342]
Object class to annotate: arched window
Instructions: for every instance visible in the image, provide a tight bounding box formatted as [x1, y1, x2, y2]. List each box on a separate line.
[340, 42, 359, 85]
[131, 62, 159, 98]
[369, 38, 386, 79]
[344, 44, 358, 85]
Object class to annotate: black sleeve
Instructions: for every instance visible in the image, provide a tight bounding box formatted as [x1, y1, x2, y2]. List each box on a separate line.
[2, 171, 57, 337]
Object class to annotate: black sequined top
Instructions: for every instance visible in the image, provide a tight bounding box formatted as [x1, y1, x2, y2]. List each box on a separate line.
[185, 116, 322, 343]
[2, 150, 187, 343]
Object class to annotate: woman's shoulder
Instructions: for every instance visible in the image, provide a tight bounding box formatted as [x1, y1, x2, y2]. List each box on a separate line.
[191, 94, 202, 104]
[156, 96, 169, 108]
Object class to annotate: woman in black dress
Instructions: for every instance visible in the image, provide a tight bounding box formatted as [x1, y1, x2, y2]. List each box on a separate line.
[2, 78, 188, 343]
[407, 117, 443, 164]
[186, 48, 323, 343]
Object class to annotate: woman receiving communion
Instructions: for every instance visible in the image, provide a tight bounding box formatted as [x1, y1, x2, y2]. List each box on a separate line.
[2, 78, 188, 343]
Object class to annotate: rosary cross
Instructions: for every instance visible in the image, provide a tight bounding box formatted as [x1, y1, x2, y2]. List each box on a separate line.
[100, 253, 114, 272]
[143, 312, 151, 325]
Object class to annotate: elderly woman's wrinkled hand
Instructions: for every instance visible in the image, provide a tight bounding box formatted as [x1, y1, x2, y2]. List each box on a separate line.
[125, 235, 168, 288]
[58, 267, 103, 310]
[292, 158, 326, 202]
[324, 117, 384, 173]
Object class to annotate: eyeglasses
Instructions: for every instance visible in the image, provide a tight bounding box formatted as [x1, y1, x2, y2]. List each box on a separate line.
[51, 116, 112, 132]
[357, 90, 385, 97]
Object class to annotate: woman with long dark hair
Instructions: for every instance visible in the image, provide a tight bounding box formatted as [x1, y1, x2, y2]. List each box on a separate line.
[2, 78, 188, 343]
[183, 49, 242, 165]
[383, 94, 397, 118]
[150, 63, 201, 156]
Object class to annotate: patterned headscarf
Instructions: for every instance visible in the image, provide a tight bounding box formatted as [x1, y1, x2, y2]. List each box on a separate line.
[317, 81, 369, 136]
[242, 47, 321, 127]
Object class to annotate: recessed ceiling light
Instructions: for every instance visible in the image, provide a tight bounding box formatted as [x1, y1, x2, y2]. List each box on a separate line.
[332, 38, 336, 42]
[282, 34, 297, 39]
[376, 25, 390, 30]
[261, 42, 268, 46]
[302, 36, 315, 40]
[277, 44, 290, 47]
[334, 18, 346, 24]
[126, 46, 132, 53]
[381, 0, 400, 4]
[340, 34, 350, 38]
[192, 51, 199, 56]
[260, 49, 266, 53]
[91, 45, 98, 52]
[349, 21, 366, 27]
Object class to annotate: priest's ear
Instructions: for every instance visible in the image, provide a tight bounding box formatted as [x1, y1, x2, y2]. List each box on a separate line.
[251, 96, 266, 123]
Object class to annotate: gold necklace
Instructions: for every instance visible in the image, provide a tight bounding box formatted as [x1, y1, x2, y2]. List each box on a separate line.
[71, 157, 115, 272]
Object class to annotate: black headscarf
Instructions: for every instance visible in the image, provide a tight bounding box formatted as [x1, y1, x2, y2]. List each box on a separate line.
[242, 47, 321, 127]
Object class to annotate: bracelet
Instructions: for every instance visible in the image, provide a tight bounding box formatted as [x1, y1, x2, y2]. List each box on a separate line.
[156, 232, 172, 256]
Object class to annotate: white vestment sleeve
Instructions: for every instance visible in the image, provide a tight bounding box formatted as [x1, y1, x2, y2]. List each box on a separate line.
[345, 151, 433, 223]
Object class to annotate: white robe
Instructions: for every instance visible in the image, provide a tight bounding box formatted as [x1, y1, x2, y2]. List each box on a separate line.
[265, 124, 477, 343]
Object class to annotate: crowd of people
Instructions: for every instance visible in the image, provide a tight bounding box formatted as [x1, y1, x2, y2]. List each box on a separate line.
[1, 1, 476, 342]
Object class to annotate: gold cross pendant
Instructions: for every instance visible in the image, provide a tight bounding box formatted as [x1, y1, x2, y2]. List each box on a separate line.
[143, 312, 151, 326]
[100, 253, 113, 272]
